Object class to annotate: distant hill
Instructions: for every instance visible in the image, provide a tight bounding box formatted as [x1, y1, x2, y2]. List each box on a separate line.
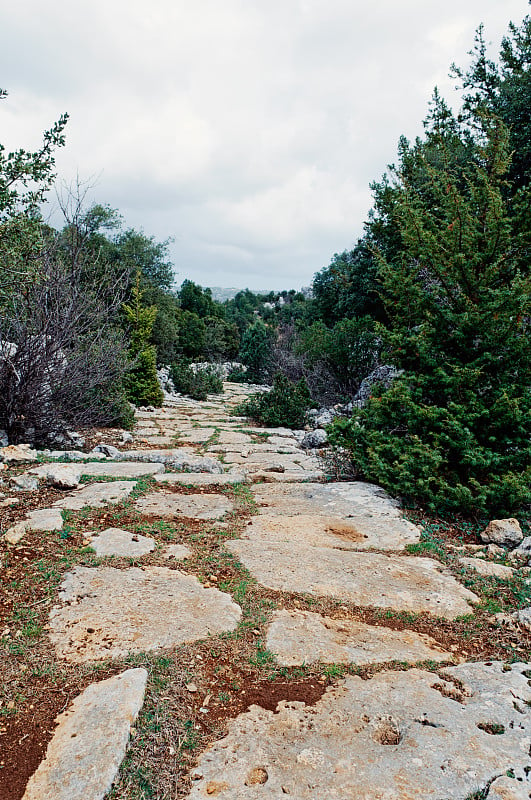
[208, 287, 273, 302]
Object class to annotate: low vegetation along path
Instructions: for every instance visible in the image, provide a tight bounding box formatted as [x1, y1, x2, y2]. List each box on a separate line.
[2, 383, 531, 800]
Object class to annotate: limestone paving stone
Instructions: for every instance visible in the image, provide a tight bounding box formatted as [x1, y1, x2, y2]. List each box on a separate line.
[248, 470, 325, 483]
[228, 536, 478, 618]
[266, 609, 451, 666]
[49, 566, 242, 662]
[30, 464, 82, 488]
[25, 508, 64, 531]
[22, 668, 147, 800]
[77, 461, 163, 478]
[187, 661, 531, 800]
[163, 543, 192, 560]
[87, 528, 156, 557]
[155, 472, 247, 486]
[135, 492, 233, 519]
[53, 480, 137, 510]
[117, 447, 195, 463]
[459, 557, 515, 579]
[245, 513, 419, 552]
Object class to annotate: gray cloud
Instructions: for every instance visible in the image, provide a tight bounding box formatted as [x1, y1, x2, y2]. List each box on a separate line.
[1, 0, 527, 289]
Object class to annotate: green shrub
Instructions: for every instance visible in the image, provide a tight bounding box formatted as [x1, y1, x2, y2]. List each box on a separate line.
[123, 346, 164, 407]
[235, 373, 313, 428]
[170, 360, 223, 401]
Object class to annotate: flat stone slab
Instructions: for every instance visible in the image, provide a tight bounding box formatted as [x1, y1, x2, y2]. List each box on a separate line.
[25, 508, 64, 531]
[228, 535, 478, 618]
[87, 528, 155, 557]
[30, 464, 81, 488]
[163, 544, 192, 560]
[266, 610, 451, 666]
[53, 481, 136, 510]
[49, 566, 242, 662]
[78, 462, 163, 478]
[459, 557, 515, 579]
[135, 492, 233, 520]
[249, 470, 325, 483]
[245, 513, 419, 552]
[187, 661, 531, 800]
[23, 668, 147, 800]
[179, 428, 218, 444]
[117, 448, 195, 463]
[155, 472, 246, 486]
[224, 452, 317, 470]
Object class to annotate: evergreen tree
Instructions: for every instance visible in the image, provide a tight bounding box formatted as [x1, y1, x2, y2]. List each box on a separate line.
[123, 274, 164, 407]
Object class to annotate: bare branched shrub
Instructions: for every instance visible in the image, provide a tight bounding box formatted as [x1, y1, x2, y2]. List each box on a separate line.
[272, 324, 342, 406]
[0, 187, 132, 444]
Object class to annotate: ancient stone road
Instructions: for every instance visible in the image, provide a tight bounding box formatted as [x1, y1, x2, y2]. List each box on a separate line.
[18, 383, 531, 799]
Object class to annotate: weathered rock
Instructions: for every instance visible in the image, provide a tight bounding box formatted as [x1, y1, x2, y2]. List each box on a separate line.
[459, 557, 515, 579]
[135, 492, 233, 520]
[489, 775, 530, 799]
[53, 481, 136, 510]
[249, 470, 325, 483]
[87, 528, 155, 557]
[22, 668, 147, 800]
[187, 662, 531, 800]
[155, 472, 246, 486]
[90, 444, 121, 458]
[49, 566, 241, 661]
[511, 537, 531, 560]
[0, 444, 38, 464]
[30, 464, 82, 489]
[0, 429, 8, 447]
[300, 428, 328, 449]
[3, 521, 28, 545]
[228, 535, 478, 618]
[513, 607, 531, 631]
[11, 473, 40, 491]
[353, 364, 403, 408]
[266, 610, 450, 666]
[163, 543, 192, 560]
[25, 508, 64, 531]
[481, 519, 523, 548]
[78, 461, 163, 478]
[121, 431, 134, 444]
[117, 447, 195, 463]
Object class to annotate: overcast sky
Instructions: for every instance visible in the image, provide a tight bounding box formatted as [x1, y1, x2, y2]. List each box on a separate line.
[1, 1, 528, 291]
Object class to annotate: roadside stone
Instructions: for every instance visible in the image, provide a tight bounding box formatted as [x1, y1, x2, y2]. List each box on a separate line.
[87, 528, 155, 558]
[121, 431, 134, 444]
[3, 521, 28, 545]
[22, 668, 147, 800]
[91, 444, 121, 458]
[300, 429, 328, 449]
[0, 444, 38, 464]
[155, 472, 246, 486]
[53, 481, 136, 510]
[459, 557, 515, 579]
[187, 662, 531, 800]
[79, 461, 163, 478]
[512, 607, 531, 631]
[511, 537, 531, 559]
[30, 464, 82, 489]
[266, 610, 450, 666]
[135, 492, 233, 520]
[249, 470, 325, 483]
[489, 775, 530, 800]
[0, 429, 8, 447]
[11, 473, 40, 491]
[162, 544, 192, 560]
[117, 448, 195, 463]
[480, 519, 523, 548]
[228, 534, 478, 618]
[25, 508, 64, 531]
[49, 566, 242, 661]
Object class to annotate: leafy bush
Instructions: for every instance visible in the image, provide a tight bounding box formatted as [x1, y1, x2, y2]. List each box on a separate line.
[170, 360, 223, 401]
[123, 277, 164, 407]
[235, 373, 313, 428]
[239, 320, 274, 382]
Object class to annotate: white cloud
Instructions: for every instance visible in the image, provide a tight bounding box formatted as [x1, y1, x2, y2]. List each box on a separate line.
[0, 0, 527, 289]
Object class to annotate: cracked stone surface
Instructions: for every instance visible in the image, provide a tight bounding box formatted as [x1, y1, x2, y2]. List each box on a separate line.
[49, 566, 242, 662]
[87, 528, 156, 557]
[23, 668, 147, 800]
[228, 536, 478, 618]
[53, 481, 137, 510]
[266, 610, 451, 666]
[135, 492, 233, 519]
[25, 508, 64, 531]
[459, 557, 515, 579]
[187, 662, 531, 800]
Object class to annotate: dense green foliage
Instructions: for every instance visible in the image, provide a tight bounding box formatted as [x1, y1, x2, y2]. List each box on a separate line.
[123, 277, 164, 407]
[329, 35, 531, 515]
[235, 373, 313, 429]
[169, 361, 223, 401]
